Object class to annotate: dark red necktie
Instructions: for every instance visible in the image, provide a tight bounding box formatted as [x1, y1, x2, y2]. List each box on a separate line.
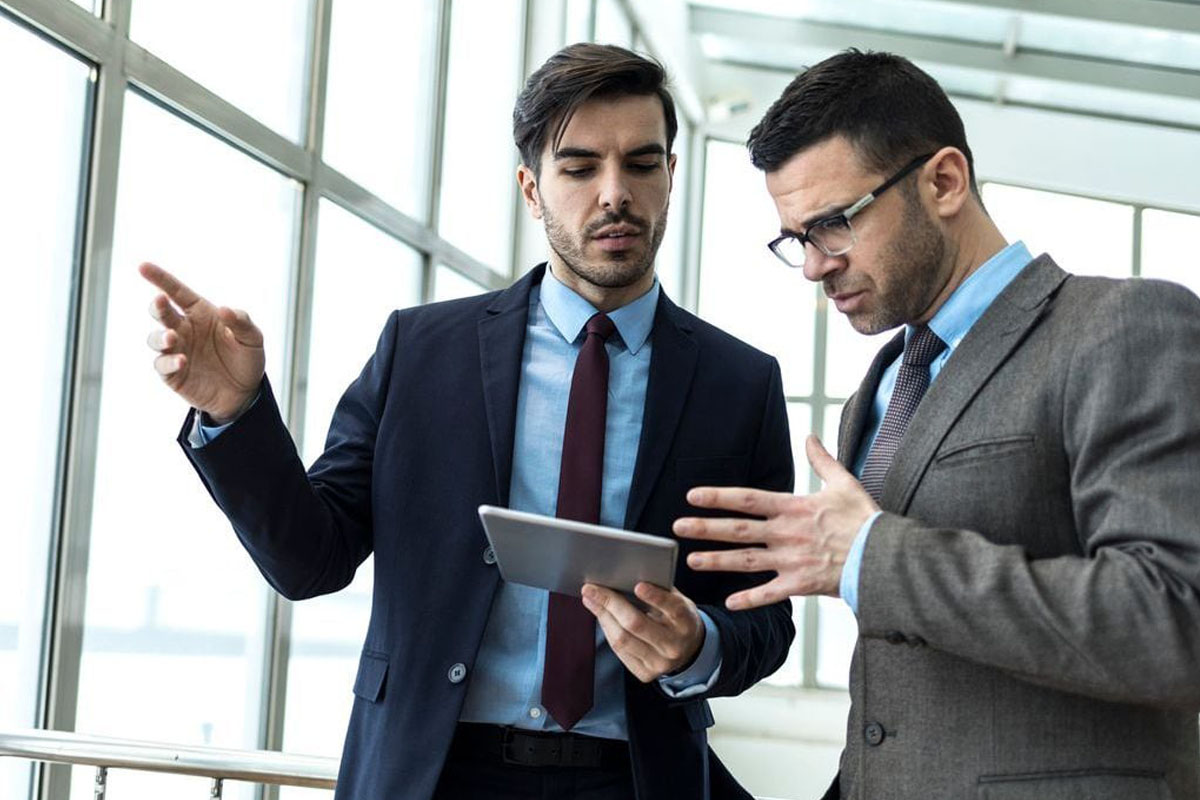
[542, 312, 615, 730]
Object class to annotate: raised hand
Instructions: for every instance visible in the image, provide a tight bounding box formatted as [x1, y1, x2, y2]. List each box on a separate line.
[140, 262, 265, 423]
[673, 435, 878, 610]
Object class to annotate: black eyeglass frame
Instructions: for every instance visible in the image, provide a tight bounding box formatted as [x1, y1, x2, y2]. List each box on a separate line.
[767, 152, 936, 268]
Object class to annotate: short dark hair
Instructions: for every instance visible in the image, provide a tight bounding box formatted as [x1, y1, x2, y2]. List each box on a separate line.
[513, 43, 678, 174]
[747, 49, 978, 195]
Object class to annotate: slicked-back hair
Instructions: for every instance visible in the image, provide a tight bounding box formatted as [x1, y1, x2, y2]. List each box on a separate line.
[747, 49, 979, 196]
[513, 43, 677, 175]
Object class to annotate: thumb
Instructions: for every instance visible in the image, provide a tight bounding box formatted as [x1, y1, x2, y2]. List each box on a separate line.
[805, 434, 845, 484]
[217, 307, 262, 344]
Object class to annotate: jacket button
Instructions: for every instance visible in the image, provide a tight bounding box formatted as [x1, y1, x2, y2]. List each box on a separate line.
[448, 663, 467, 684]
[482, 546, 497, 565]
[884, 631, 906, 645]
[864, 722, 886, 746]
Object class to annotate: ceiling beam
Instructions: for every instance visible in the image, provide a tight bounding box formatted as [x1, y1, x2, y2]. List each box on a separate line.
[944, 0, 1200, 36]
[691, 5, 1200, 103]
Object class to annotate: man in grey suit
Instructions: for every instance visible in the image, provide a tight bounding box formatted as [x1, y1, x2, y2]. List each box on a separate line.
[674, 50, 1200, 799]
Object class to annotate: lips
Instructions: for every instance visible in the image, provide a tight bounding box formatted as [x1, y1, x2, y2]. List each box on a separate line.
[592, 224, 642, 251]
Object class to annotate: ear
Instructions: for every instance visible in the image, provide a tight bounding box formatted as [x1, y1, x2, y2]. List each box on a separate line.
[667, 152, 677, 193]
[925, 146, 971, 220]
[517, 163, 543, 220]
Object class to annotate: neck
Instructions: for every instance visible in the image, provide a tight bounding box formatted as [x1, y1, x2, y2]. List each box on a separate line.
[546, 255, 656, 313]
[916, 208, 1009, 324]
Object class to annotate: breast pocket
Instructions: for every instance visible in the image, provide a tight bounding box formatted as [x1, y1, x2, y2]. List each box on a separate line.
[934, 435, 1035, 467]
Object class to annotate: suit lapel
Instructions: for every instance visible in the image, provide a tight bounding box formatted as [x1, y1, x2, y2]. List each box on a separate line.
[623, 295, 698, 530]
[477, 266, 543, 507]
[882, 255, 1069, 512]
[839, 331, 904, 468]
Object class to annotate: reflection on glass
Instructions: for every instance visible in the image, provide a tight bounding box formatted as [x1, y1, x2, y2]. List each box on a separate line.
[0, 17, 91, 800]
[982, 183, 1133, 279]
[72, 93, 299, 800]
[434, 265, 486, 302]
[280, 202, 422, 779]
[655, 117, 690, 302]
[699, 140, 814, 396]
[1141, 209, 1200, 297]
[762, 404, 810, 687]
[825, 304, 895, 399]
[323, 0, 437, 219]
[130, 0, 311, 140]
[594, 0, 634, 48]
[438, 0, 523, 271]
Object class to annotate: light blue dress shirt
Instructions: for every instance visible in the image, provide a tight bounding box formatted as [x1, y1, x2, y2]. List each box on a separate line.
[840, 241, 1033, 613]
[196, 266, 722, 741]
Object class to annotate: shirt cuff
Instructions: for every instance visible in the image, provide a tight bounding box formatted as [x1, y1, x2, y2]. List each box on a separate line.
[186, 392, 260, 448]
[657, 610, 722, 698]
[840, 511, 882, 616]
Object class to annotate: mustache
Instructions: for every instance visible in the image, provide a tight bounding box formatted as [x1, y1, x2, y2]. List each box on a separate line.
[585, 211, 649, 237]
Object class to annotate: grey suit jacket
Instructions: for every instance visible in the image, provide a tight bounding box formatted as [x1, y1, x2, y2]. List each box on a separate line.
[831, 255, 1200, 800]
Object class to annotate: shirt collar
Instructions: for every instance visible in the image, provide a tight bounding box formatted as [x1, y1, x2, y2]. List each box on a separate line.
[539, 264, 659, 355]
[914, 240, 1033, 352]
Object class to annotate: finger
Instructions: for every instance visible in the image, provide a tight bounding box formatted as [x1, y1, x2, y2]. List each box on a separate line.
[633, 583, 690, 626]
[672, 515, 772, 544]
[684, 486, 795, 517]
[216, 307, 264, 347]
[148, 294, 184, 328]
[724, 575, 798, 611]
[686, 547, 777, 574]
[146, 328, 178, 353]
[582, 589, 661, 680]
[153, 353, 186, 377]
[806, 434, 847, 485]
[139, 262, 201, 308]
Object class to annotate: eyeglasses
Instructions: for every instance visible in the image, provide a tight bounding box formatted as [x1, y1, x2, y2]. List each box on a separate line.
[767, 152, 935, 269]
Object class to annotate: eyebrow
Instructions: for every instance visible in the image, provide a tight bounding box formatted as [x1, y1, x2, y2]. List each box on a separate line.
[781, 203, 851, 236]
[553, 143, 667, 161]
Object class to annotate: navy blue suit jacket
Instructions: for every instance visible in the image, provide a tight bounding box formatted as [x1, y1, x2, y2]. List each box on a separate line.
[180, 265, 795, 799]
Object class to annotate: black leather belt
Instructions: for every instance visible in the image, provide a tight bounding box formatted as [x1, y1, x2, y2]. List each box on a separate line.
[449, 723, 630, 769]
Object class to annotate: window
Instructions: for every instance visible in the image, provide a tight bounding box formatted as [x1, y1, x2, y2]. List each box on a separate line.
[593, 0, 634, 48]
[655, 115, 692, 302]
[438, 0, 524, 271]
[0, 15, 91, 800]
[1141, 209, 1200, 296]
[435, 264, 487, 302]
[72, 93, 299, 799]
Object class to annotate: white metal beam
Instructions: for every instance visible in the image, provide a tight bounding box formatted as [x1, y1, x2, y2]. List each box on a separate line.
[947, 0, 1200, 36]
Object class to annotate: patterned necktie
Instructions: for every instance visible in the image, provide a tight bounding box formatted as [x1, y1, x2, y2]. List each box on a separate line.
[859, 325, 947, 502]
[542, 312, 616, 731]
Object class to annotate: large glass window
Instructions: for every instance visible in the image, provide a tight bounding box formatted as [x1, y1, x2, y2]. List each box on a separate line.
[0, 15, 91, 800]
[434, 264, 487, 302]
[322, 0, 437, 219]
[982, 183, 1134, 278]
[1141, 209, 1200, 296]
[131, 0, 312, 140]
[279, 202, 423, 788]
[71, 93, 299, 800]
[593, 0, 634, 48]
[438, 0, 524, 271]
[655, 116, 691, 302]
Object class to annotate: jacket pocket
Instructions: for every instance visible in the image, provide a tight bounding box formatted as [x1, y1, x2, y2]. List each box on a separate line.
[977, 769, 1171, 799]
[352, 651, 389, 703]
[935, 435, 1035, 467]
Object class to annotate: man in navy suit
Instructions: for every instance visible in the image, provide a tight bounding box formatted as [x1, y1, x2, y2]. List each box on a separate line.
[141, 44, 793, 800]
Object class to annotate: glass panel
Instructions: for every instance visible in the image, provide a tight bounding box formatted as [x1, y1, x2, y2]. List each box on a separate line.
[0, 17, 91, 800]
[72, 0, 97, 12]
[72, 93, 299, 800]
[280, 202, 422, 781]
[822, 402, 843, 469]
[655, 117, 691, 303]
[698, 139, 814, 396]
[438, 0, 524, 271]
[322, 0, 437, 219]
[130, 0, 311, 140]
[825, 304, 895, 400]
[762, 402, 810, 687]
[816, 596, 856, 689]
[565, 0, 594, 42]
[982, 183, 1134, 279]
[1141, 209, 1200, 298]
[435, 264, 487, 302]
[594, 0, 634, 48]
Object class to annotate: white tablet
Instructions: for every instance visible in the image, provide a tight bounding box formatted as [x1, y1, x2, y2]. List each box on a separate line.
[477, 505, 678, 597]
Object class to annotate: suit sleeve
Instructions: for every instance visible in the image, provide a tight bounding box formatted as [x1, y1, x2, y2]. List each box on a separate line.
[178, 310, 401, 601]
[858, 279, 1200, 709]
[700, 357, 797, 698]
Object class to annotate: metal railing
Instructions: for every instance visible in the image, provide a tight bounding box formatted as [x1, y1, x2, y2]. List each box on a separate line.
[0, 729, 337, 798]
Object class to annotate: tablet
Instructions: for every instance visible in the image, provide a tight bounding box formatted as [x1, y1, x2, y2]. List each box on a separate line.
[477, 505, 677, 597]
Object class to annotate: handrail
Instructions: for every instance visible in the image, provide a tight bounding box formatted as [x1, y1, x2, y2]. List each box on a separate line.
[0, 728, 338, 789]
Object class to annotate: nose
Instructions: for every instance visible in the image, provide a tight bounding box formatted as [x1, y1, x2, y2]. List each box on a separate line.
[598, 166, 632, 212]
[801, 243, 844, 283]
